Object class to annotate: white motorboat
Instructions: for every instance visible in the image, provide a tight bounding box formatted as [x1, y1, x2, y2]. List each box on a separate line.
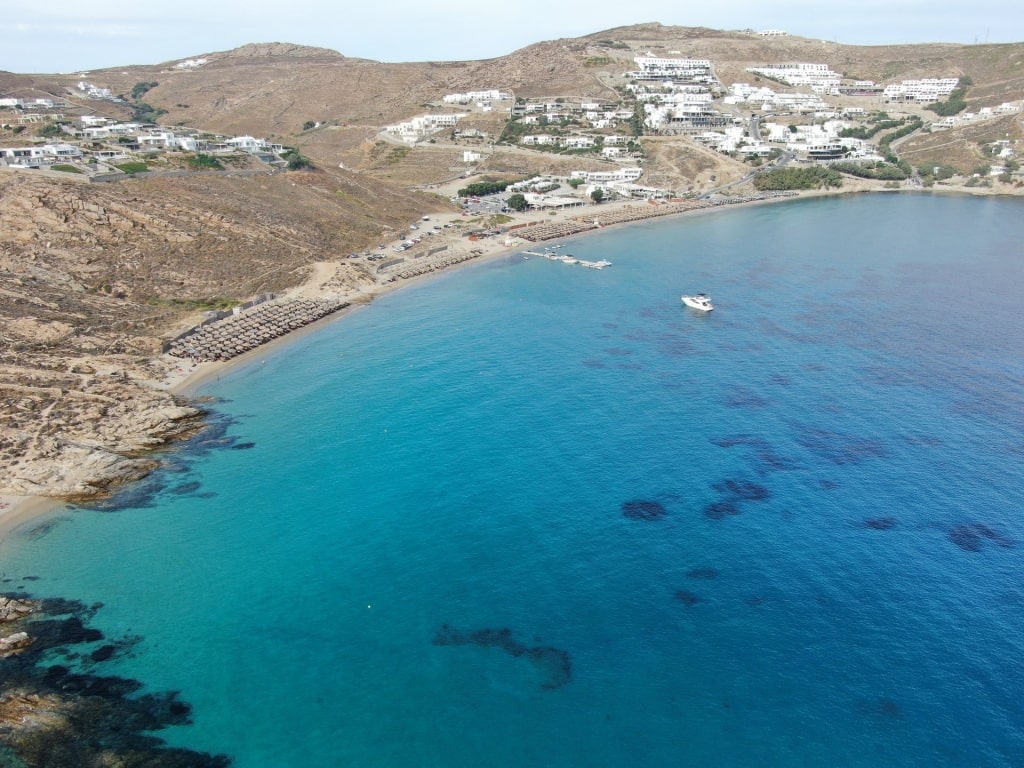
[681, 293, 714, 311]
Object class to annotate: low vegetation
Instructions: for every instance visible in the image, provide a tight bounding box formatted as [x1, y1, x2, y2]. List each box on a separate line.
[753, 167, 843, 191]
[113, 162, 150, 174]
[282, 148, 314, 170]
[457, 179, 525, 197]
[130, 81, 158, 101]
[187, 153, 224, 170]
[927, 78, 971, 117]
[831, 161, 910, 181]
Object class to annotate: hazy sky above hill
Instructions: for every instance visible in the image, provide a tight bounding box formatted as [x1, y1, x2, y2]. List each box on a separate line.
[2, 0, 1021, 74]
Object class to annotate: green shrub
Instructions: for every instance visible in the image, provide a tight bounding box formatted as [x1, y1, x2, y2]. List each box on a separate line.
[187, 153, 224, 170]
[131, 81, 158, 100]
[114, 162, 150, 174]
[457, 179, 524, 197]
[282, 148, 314, 170]
[753, 167, 843, 191]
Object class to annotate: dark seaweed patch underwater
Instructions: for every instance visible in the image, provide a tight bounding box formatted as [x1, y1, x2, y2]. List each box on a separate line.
[433, 624, 572, 690]
[622, 500, 668, 521]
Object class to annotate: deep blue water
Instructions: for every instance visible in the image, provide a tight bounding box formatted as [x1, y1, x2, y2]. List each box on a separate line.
[4, 193, 1024, 766]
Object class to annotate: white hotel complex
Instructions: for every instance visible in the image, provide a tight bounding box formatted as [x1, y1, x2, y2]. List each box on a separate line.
[745, 63, 843, 93]
[443, 90, 512, 104]
[385, 114, 465, 143]
[628, 56, 713, 81]
[881, 79, 960, 102]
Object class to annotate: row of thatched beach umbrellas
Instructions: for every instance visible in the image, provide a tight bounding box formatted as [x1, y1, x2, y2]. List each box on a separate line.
[385, 249, 485, 282]
[167, 297, 349, 362]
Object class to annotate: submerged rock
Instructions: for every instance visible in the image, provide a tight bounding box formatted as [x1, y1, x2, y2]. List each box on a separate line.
[864, 516, 897, 530]
[674, 590, 702, 607]
[622, 500, 668, 521]
[704, 501, 740, 520]
[948, 523, 1014, 552]
[433, 624, 572, 690]
[686, 567, 719, 579]
[712, 479, 771, 501]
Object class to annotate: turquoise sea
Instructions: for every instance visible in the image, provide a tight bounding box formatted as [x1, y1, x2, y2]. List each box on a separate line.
[3, 192, 1024, 766]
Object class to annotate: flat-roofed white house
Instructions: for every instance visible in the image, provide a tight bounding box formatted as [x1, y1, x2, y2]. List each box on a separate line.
[138, 131, 178, 149]
[522, 193, 584, 209]
[571, 167, 643, 184]
[563, 136, 595, 149]
[385, 114, 465, 143]
[224, 135, 284, 153]
[0, 143, 82, 167]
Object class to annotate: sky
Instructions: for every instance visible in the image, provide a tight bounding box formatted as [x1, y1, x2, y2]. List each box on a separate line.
[1, 0, 1022, 75]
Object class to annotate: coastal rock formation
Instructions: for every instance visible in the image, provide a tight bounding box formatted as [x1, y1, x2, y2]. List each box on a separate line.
[0, 593, 232, 766]
[1, 377, 203, 498]
[0, 631, 31, 657]
[0, 597, 35, 623]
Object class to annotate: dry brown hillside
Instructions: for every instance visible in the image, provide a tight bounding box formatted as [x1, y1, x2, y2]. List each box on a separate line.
[898, 113, 1024, 172]
[0, 166, 455, 496]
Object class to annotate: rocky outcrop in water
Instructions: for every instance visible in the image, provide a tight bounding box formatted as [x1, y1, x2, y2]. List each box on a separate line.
[0, 592, 231, 766]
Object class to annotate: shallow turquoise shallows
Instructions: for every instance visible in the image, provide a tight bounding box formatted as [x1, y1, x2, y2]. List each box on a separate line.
[4, 193, 1024, 767]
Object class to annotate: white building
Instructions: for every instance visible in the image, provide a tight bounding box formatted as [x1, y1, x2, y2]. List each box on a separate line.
[629, 55, 712, 81]
[385, 113, 465, 143]
[745, 63, 842, 92]
[77, 81, 113, 99]
[138, 131, 178, 149]
[570, 167, 643, 184]
[443, 89, 511, 104]
[881, 78, 959, 102]
[520, 134, 558, 146]
[0, 143, 82, 167]
[563, 136, 595, 149]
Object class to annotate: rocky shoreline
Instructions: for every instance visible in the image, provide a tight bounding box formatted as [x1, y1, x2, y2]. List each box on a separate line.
[0, 594, 232, 765]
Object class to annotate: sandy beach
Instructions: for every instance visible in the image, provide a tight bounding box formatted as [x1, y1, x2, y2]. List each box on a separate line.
[2, 180, 1020, 537]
